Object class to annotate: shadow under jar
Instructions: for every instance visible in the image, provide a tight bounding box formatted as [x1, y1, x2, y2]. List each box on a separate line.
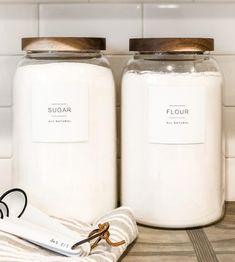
[13, 37, 116, 222]
[121, 38, 224, 228]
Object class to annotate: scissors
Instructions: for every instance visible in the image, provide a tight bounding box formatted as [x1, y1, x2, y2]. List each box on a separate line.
[0, 188, 125, 250]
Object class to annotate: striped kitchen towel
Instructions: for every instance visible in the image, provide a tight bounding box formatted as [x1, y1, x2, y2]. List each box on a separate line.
[0, 207, 138, 262]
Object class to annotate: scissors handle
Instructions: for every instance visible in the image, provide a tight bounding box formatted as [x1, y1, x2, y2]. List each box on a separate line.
[0, 188, 27, 218]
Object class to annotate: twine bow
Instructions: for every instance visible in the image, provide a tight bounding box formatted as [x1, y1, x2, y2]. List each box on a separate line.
[72, 222, 125, 250]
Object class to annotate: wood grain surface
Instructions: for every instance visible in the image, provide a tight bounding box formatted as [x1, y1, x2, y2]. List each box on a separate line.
[129, 38, 214, 52]
[22, 37, 106, 51]
[120, 202, 235, 262]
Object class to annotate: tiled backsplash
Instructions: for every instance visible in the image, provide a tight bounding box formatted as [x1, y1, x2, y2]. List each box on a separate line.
[1, 1, 235, 200]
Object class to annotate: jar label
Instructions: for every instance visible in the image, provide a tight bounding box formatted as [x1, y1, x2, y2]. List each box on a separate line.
[32, 85, 88, 142]
[149, 85, 205, 144]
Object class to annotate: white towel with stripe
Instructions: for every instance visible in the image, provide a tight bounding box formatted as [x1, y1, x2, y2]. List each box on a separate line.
[0, 207, 138, 262]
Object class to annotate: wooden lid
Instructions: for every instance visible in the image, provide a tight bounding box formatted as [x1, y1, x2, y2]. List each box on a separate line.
[129, 38, 214, 52]
[22, 37, 106, 51]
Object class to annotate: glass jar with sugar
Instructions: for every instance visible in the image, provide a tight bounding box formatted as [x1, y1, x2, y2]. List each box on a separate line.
[121, 38, 224, 228]
[13, 37, 116, 222]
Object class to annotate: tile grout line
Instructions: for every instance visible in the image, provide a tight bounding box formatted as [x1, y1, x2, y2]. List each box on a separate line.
[0, 106, 12, 109]
[187, 228, 218, 262]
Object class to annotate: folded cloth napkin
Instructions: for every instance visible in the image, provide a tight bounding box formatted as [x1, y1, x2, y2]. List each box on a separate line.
[0, 207, 138, 262]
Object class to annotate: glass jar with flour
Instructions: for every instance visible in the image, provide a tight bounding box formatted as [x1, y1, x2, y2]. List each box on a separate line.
[121, 38, 224, 228]
[13, 37, 116, 222]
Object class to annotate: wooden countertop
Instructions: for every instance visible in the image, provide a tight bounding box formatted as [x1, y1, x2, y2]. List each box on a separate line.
[120, 202, 235, 262]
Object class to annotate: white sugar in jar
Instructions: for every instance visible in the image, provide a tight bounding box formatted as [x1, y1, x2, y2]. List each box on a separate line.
[121, 38, 224, 228]
[13, 37, 116, 222]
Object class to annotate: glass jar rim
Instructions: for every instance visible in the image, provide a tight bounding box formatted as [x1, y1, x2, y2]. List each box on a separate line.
[24, 50, 103, 60]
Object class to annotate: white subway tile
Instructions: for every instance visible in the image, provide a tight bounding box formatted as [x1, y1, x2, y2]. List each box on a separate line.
[39, 4, 142, 53]
[0, 159, 12, 194]
[107, 55, 131, 106]
[226, 158, 235, 201]
[0, 107, 12, 158]
[224, 107, 235, 158]
[0, 56, 21, 106]
[215, 55, 235, 106]
[143, 3, 235, 54]
[0, 4, 38, 54]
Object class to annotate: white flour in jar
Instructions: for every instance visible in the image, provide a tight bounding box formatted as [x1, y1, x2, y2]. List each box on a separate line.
[13, 62, 116, 222]
[121, 71, 224, 228]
